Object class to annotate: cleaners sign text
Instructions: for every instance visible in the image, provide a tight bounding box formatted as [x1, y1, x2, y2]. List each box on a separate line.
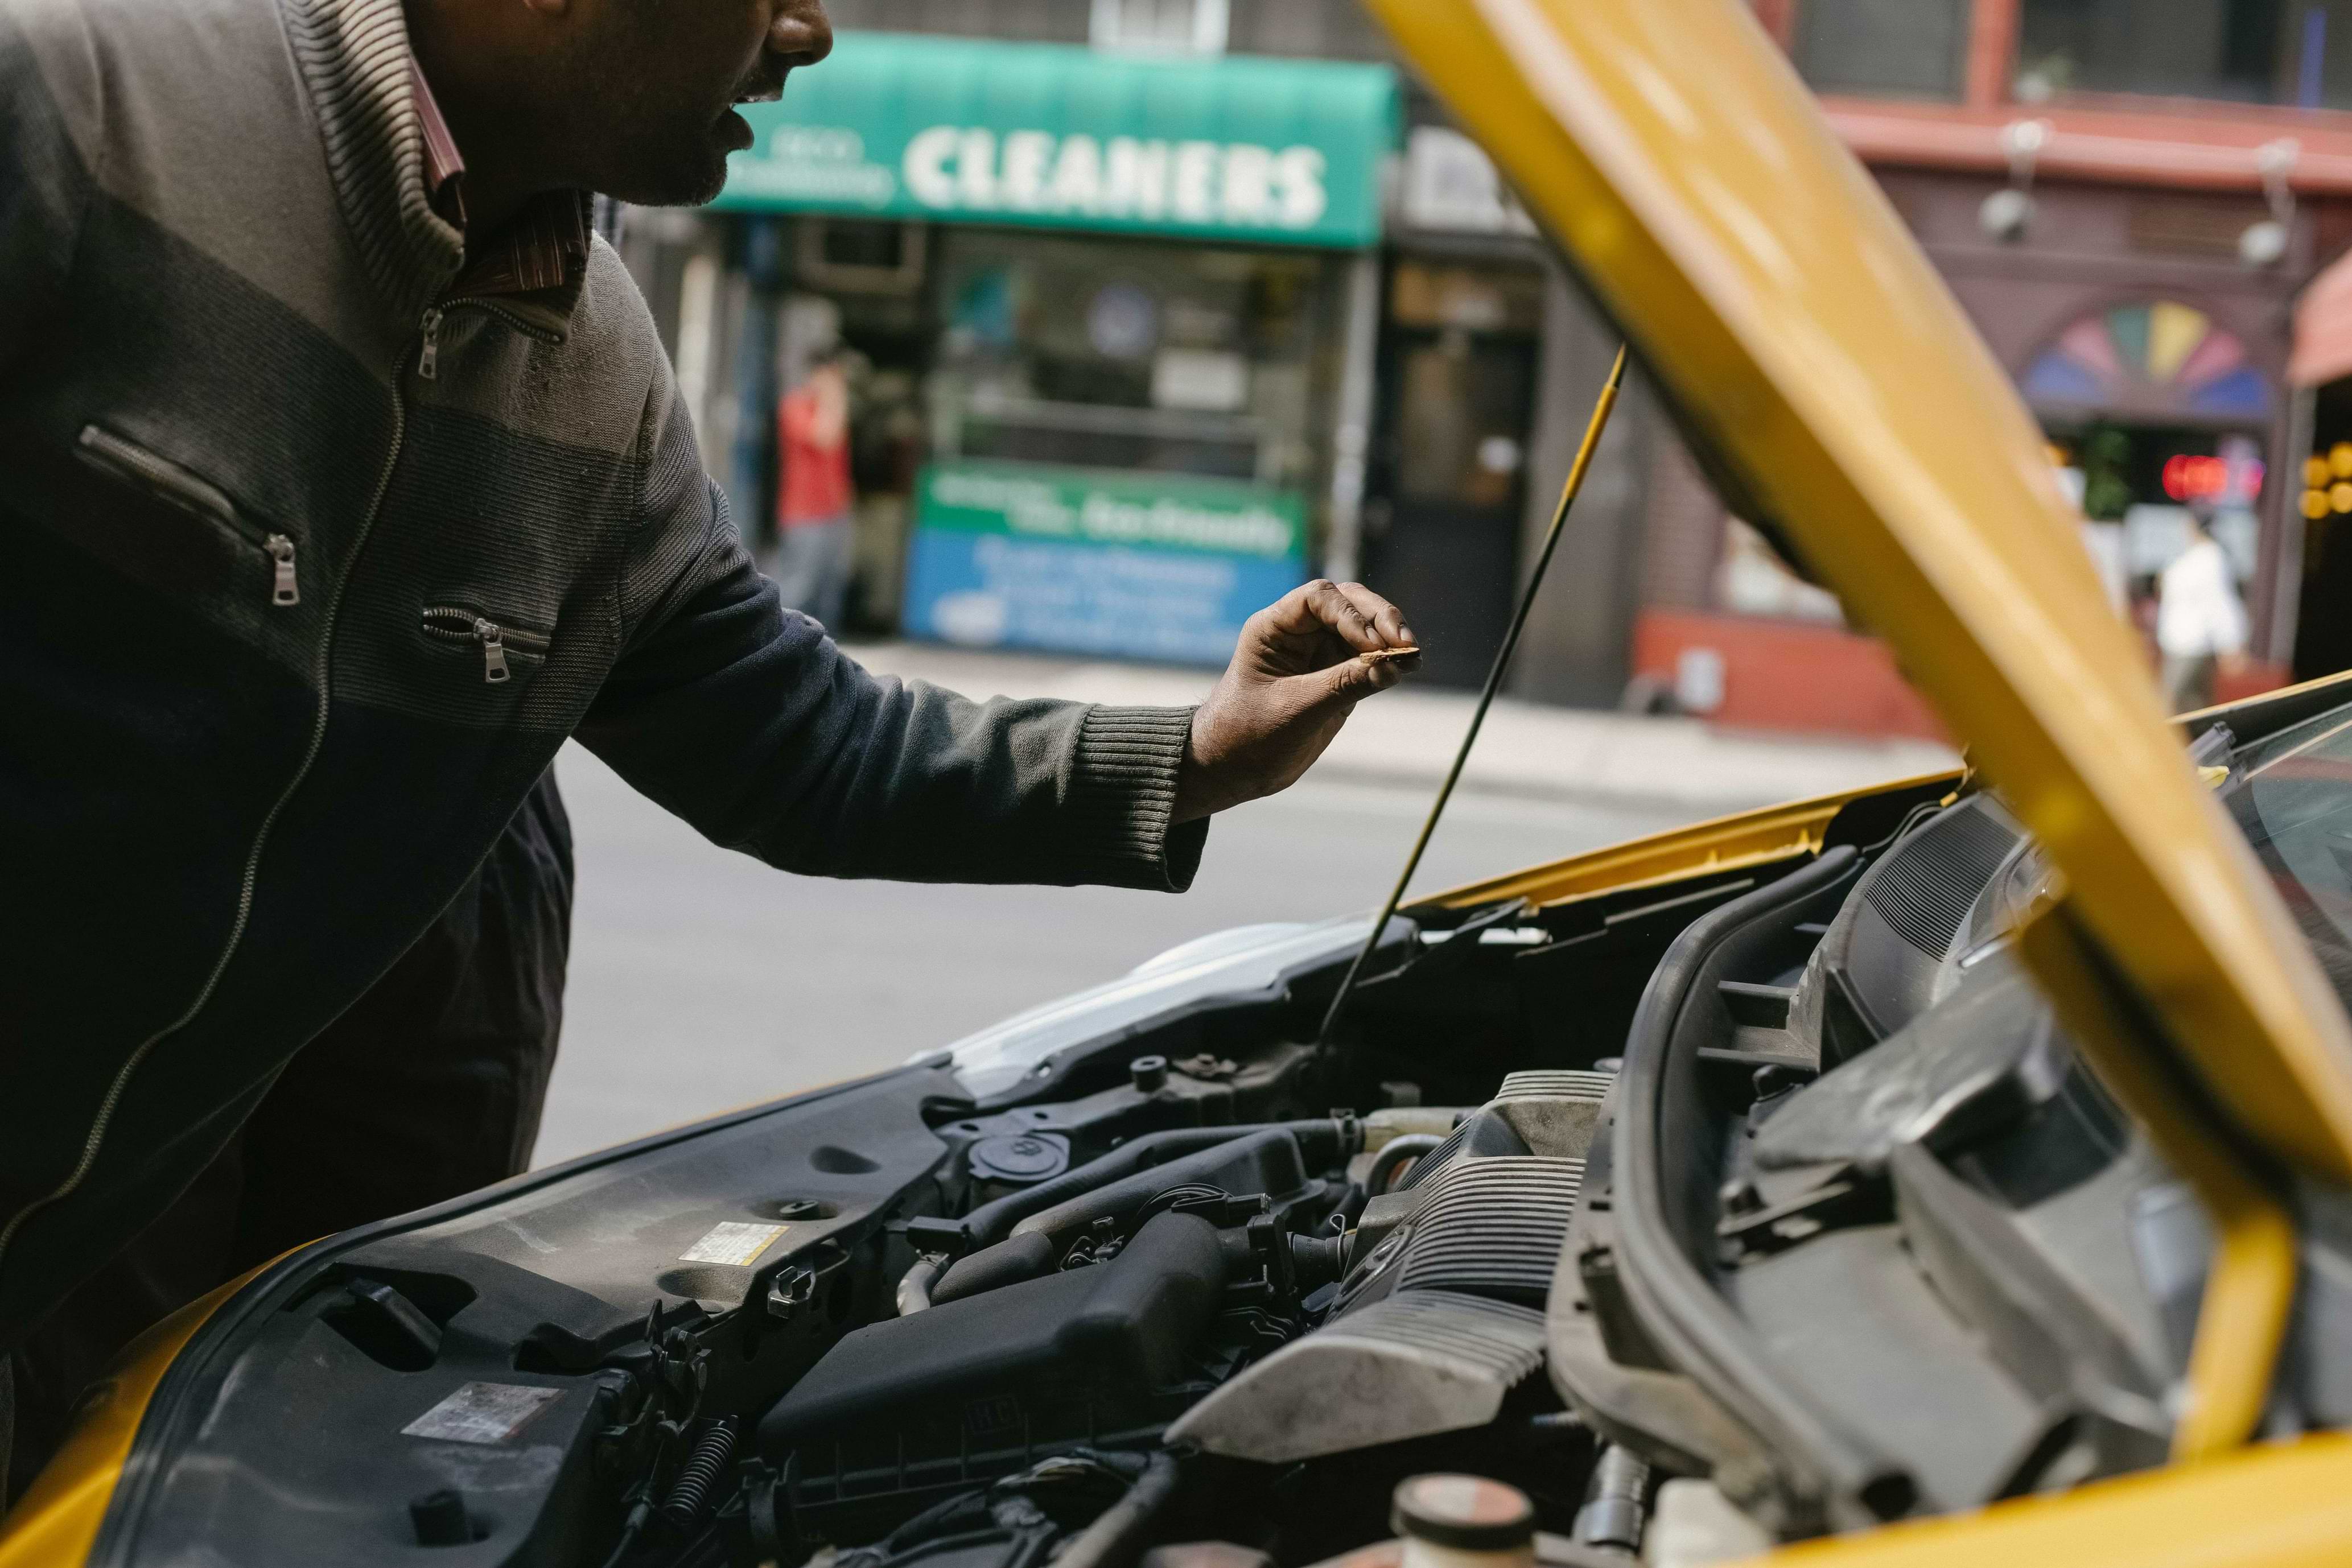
[714, 36, 1397, 248]
[901, 130, 1327, 232]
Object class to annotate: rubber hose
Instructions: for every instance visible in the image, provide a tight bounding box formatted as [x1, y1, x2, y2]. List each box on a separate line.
[1051, 1450, 1180, 1568]
[961, 1118, 1358, 1248]
[961, 1127, 1254, 1248]
[1574, 1443, 1652, 1551]
[1366, 1133, 1445, 1196]
[1011, 1128, 1314, 1244]
[895, 1253, 946, 1316]
[932, 1231, 1058, 1307]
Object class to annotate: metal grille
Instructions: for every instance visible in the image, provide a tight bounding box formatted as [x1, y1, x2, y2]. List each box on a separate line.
[1395, 1156, 1584, 1303]
[1494, 1069, 1614, 1103]
[1860, 806, 2019, 959]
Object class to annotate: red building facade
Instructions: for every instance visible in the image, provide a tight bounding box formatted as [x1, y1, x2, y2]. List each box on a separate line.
[1632, 0, 2352, 737]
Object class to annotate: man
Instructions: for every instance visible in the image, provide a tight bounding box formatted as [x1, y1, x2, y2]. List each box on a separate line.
[773, 344, 857, 628]
[2156, 506, 2249, 713]
[0, 0, 1418, 1457]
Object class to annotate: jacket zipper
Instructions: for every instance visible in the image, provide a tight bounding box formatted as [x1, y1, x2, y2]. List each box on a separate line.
[267, 535, 300, 606]
[422, 605, 553, 683]
[417, 299, 565, 381]
[76, 424, 300, 607]
[0, 369, 414, 1284]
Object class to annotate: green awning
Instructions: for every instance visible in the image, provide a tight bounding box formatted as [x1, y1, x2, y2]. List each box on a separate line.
[712, 32, 1401, 249]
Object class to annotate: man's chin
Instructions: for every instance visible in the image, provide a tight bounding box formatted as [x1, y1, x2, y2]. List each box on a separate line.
[605, 141, 734, 209]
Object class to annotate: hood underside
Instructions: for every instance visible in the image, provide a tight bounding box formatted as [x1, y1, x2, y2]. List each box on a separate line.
[1361, 0, 2352, 1188]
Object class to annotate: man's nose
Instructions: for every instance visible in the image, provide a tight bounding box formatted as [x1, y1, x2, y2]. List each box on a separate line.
[771, 0, 833, 67]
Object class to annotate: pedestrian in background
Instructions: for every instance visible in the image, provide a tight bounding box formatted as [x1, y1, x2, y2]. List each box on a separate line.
[2158, 506, 2250, 713]
[775, 345, 856, 629]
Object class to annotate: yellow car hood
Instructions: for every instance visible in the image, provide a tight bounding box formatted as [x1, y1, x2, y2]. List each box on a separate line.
[1365, 0, 2352, 1185]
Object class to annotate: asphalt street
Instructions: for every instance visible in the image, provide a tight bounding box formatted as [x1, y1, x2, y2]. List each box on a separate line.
[534, 741, 1687, 1163]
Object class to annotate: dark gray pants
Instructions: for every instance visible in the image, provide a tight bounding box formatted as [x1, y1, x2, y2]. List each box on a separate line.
[2, 771, 572, 1506]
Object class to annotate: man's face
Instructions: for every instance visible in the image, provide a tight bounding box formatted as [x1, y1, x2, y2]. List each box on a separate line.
[567, 0, 832, 207]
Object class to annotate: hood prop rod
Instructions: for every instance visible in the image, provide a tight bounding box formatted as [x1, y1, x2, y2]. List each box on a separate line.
[1316, 345, 1628, 1055]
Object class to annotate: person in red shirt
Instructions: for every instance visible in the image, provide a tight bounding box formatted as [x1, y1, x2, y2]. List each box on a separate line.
[774, 346, 857, 628]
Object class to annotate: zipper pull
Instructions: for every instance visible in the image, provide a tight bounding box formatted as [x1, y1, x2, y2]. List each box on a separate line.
[266, 534, 299, 606]
[476, 618, 510, 683]
[418, 308, 443, 381]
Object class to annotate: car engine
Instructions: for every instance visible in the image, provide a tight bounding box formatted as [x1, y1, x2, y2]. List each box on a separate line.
[84, 746, 2352, 1568]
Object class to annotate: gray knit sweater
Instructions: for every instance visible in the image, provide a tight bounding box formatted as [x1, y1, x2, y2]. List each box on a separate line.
[0, 0, 1202, 1350]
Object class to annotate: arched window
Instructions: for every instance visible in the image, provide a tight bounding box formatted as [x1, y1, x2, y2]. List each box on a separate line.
[2021, 300, 2272, 422]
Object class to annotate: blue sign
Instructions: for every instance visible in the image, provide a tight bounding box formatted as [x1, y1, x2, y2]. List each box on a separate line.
[901, 461, 1312, 665]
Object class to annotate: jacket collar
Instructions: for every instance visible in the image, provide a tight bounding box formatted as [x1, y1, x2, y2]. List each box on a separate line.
[277, 0, 587, 339]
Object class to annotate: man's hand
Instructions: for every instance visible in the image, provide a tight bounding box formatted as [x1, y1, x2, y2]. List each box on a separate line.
[1173, 580, 1419, 823]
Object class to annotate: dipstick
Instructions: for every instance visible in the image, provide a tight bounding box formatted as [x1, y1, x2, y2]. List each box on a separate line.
[1317, 346, 1629, 1053]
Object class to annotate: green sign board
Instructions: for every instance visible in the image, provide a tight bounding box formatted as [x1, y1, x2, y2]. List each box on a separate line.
[903, 460, 1311, 664]
[916, 462, 1307, 558]
[715, 33, 1400, 249]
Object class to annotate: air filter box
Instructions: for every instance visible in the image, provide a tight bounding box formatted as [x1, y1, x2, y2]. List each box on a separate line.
[764, 1212, 1226, 1450]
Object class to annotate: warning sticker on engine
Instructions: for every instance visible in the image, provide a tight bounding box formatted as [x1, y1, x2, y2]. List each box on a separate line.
[678, 1220, 789, 1268]
[401, 1382, 562, 1445]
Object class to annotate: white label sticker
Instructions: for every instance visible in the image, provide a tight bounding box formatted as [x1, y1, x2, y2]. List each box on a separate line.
[678, 1220, 788, 1268]
[401, 1382, 562, 1445]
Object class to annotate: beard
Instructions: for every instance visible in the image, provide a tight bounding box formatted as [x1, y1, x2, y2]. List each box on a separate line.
[567, 9, 761, 208]
[598, 115, 737, 208]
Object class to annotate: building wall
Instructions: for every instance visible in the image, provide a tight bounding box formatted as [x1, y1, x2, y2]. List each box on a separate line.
[819, 0, 1086, 43]
[819, 0, 1394, 57]
[1504, 263, 1655, 707]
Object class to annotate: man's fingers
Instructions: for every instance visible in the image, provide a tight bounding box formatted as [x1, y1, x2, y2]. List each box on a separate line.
[1303, 579, 1382, 654]
[1309, 649, 1403, 707]
[1333, 581, 1414, 648]
[1266, 579, 1410, 656]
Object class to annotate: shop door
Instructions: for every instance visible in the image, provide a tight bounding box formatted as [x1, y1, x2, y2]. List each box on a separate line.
[1364, 324, 1538, 688]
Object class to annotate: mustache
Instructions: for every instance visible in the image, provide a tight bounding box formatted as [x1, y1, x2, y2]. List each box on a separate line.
[730, 64, 790, 105]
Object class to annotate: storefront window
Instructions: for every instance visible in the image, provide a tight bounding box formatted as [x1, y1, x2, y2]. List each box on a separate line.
[2017, 0, 2352, 109]
[1386, 263, 1542, 510]
[1791, 0, 1966, 100]
[2050, 422, 2263, 633]
[929, 230, 1338, 490]
[1089, 0, 1228, 54]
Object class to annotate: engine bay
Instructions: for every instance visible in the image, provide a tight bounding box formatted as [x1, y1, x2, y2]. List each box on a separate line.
[86, 763, 2352, 1568]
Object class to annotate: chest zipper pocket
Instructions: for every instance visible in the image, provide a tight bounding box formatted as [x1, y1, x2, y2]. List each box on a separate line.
[421, 605, 552, 684]
[76, 424, 300, 606]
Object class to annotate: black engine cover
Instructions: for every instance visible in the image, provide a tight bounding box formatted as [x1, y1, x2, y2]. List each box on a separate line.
[759, 1211, 1229, 1455]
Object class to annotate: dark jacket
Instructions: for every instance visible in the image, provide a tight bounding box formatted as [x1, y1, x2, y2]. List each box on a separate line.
[4, 769, 575, 1504]
[0, 0, 1203, 1350]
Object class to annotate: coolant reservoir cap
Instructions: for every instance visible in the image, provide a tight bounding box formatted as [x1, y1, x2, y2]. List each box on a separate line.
[1391, 1474, 1534, 1552]
[967, 1132, 1069, 1184]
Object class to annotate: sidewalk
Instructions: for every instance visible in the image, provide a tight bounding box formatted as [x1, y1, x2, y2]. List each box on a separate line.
[840, 639, 1961, 818]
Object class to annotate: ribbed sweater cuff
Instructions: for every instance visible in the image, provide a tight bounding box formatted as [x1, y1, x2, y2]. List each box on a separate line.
[1067, 705, 1207, 893]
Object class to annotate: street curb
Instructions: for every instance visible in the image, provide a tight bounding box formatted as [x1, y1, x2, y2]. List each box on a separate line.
[837, 638, 1961, 820]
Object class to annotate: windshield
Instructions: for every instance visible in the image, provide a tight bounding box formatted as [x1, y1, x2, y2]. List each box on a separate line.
[2221, 703, 2352, 1010]
[1970, 703, 2352, 1014]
